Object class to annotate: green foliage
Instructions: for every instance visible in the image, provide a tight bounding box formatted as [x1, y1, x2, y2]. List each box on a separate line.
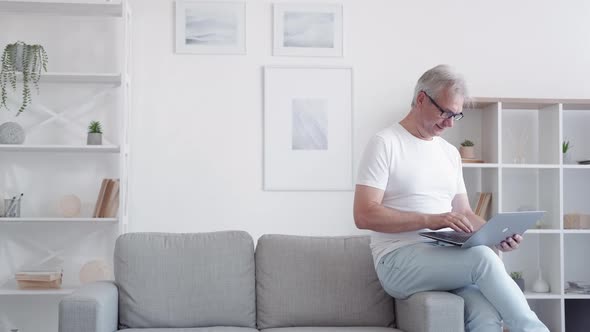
[562, 140, 572, 154]
[0, 41, 48, 115]
[461, 139, 474, 147]
[510, 271, 523, 280]
[88, 121, 102, 134]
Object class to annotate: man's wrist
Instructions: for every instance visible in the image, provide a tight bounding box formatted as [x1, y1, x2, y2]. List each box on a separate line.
[421, 214, 431, 229]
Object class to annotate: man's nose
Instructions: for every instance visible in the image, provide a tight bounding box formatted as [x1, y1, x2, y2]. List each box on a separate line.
[443, 117, 454, 128]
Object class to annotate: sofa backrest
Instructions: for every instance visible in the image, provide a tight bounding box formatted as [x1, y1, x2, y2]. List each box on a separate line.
[255, 234, 395, 329]
[114, 231, 256, 329]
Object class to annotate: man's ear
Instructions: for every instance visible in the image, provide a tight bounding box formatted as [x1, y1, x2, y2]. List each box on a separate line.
[415, 91, 426, 106]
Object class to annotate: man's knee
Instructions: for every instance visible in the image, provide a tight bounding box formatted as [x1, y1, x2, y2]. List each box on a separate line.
[467, 246, 502, 267]
[469, 245, 497, 258]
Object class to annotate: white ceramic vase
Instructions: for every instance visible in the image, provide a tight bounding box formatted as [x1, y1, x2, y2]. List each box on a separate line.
[532, 269, 550, 293]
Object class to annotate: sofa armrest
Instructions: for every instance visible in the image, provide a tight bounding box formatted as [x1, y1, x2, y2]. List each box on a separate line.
[59, 281, 118, 332]
[395, 291, 464, 332]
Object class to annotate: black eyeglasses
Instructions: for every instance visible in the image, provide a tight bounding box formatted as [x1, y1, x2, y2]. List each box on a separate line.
[423, 92, 464, 121]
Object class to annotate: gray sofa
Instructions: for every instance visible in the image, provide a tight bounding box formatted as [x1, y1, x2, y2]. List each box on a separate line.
[59, 231, 464, 332]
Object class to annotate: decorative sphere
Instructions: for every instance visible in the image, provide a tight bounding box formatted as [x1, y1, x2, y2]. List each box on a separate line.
[0, 122, 26, 144]
[58, 194, 81, 217]
[80, 260, 112, 283]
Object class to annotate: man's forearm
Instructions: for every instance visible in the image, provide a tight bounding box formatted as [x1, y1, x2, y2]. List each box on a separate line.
[356, 203, 430, 233]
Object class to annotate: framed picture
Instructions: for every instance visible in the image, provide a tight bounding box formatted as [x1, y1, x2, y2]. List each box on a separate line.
[273, 3, 343, 57]
[175, 1, 246, 54]
[263, 66, 353, 191]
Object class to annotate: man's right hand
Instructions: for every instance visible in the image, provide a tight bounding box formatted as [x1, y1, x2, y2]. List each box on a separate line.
[427, 212, 473, 233]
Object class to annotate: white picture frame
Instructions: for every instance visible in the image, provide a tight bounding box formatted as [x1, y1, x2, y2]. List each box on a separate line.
[273, 3, 343, 57]
[263, 66, 353, 191]
[175, 1, 246, 54]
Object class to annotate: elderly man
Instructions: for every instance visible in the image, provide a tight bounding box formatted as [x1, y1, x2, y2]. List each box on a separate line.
[354, 65, 548, 332]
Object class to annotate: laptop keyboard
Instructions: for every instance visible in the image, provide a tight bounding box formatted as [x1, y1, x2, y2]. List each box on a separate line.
[433, 231, 473, 242]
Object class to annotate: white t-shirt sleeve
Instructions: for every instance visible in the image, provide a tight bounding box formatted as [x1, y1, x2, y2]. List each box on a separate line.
[356, 135, 390, 190]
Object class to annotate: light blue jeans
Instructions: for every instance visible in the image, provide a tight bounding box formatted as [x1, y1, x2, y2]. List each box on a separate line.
[376, 242, 549, 332]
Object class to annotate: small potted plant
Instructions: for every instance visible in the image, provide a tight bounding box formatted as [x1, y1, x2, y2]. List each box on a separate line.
[510, 271, 525, 292]
[459, 139, 475, 159]
[562, 140, 572, 164]
[0, 41, 48, 115]
[87, 121, 102, 145]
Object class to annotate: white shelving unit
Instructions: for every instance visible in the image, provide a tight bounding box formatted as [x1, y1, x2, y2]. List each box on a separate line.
[443, 97, 590, 331]
[0, 1, 131, 330]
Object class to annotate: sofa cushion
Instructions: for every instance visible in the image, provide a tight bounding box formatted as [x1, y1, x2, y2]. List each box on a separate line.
[118, 328, 259, 332]
[256, 235, 394, 329]
[261, 328, 401, 332]
[115, 231, 256, 329]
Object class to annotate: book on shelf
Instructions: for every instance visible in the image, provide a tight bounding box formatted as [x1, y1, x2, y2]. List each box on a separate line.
[474, 192, 492, 220]
[15, 270, 61, 282]
[15, 268, 63, 289]
[16, 279, 62, 289]
[92, 178, 109, 217]
[93, 178, 120, 218]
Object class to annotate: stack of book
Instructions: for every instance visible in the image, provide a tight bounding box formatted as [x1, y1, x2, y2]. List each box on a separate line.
[93, 178, 120, 218]
[565, 281, 590, 294]
[15, 269, 63, 289]
[475, 192, 492, 219]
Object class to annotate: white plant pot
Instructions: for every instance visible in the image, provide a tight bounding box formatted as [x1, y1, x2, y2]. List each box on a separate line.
[87, 133, 102, 145]
[460, 146, 475, 159]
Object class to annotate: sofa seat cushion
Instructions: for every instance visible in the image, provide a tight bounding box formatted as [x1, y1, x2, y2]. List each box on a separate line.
[261, 327, 402, 332]
[115, 231, 256, 329]
[118, 328, 259, 332]
[256, 235, 395, 329]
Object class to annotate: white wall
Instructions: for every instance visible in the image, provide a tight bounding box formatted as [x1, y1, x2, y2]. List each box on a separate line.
[2, 1, 590, 331]
[127, 0, 590, 240]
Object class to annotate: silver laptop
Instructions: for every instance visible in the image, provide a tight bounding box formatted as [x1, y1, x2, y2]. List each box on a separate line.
[419, 211, 545, 248]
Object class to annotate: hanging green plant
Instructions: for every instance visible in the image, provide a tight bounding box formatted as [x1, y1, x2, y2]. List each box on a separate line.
[0, 41, 48, 115]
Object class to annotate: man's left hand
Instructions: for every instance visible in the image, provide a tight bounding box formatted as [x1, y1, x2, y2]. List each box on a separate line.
[496, 234, 523, 252]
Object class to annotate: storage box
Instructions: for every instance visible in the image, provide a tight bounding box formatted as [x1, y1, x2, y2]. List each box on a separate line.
[564, 214, 590, 229]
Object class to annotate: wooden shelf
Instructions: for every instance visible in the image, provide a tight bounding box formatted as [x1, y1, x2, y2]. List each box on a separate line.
[563, 230, 590, 234]
[526, 229, 561, 234]
[0, 144, 120, 153]
[0, 1, 123, 17]
[501, 164, 560, 169]
[563, 164, 590, 169]
[564, 293, 590, 299]
[0, 287, 75, 296]
[524, 292, 563, 299]
[16, 72, 121, 85]
[462, 163, 499, 168]
[0, 218, 118, 224]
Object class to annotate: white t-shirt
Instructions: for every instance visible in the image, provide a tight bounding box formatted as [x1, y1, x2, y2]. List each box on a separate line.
[356, 123, 467, 266]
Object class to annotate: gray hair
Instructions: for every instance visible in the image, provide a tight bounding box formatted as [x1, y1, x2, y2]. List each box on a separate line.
[411, 65, 469, 107]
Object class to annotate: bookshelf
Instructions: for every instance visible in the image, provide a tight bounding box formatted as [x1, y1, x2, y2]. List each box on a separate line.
[0, 1, 130, 331]
[442, 97, 590, 331]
